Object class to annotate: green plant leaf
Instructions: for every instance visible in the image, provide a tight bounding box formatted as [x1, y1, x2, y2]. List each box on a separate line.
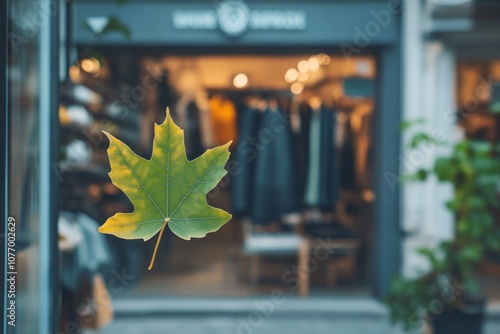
[469, 140, 492, 156]
[400, 169, 429, 183]
[409, 132, 444, 148]
[434, 157, 454, 181]
[400, 118, 425, 131]
[98, 109, 232, 269]
[417, 247, 443, 270]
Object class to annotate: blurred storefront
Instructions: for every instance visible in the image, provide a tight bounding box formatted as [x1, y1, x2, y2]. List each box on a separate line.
[3, 0, 500, 334]
[2, 0, 61, 333]
[65, 0, 402, 306]
[402, 0, 500, 297]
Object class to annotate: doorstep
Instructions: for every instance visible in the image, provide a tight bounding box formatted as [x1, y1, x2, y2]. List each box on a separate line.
[488, 302, 500, 320]
[111, 296, 389, 319]
[111, 296, 500, 321]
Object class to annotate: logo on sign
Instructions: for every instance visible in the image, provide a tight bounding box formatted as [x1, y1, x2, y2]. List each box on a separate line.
[172, 0, 306, 37]
[216, 0, 250, 37]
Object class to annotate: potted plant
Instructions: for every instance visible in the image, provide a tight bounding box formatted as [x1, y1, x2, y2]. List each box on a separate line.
[386, 124, 500, 334]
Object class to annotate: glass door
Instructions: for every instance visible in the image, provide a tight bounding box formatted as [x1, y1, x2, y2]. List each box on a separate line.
[2, 0, 60, 333]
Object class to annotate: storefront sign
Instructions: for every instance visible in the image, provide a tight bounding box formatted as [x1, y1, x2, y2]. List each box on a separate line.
[172, 0, 306, 37]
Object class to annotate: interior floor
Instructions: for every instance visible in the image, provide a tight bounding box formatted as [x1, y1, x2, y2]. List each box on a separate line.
[117, 188, 373, 298]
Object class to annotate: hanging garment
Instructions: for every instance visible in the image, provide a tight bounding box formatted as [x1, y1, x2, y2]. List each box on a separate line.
[60, 211, 111, 291]
[196, 91, 216, 149]
[292, 103, 311, 208]
[59, 213, 83, 252]
[343, 77, 375, 99]
[158, 70, 175, 110]
[251, 108, 298, 225]
[318, 106, 340, 209]
[304, 108, 322, 206]
[185, 101, 205, 160]
[232, 107, 262, 215]
[353, 105, 373, 188]
[174, 100, 205, 160]
[336, 112, 347, 150]
[210, 95, 238, 146]
[303, 106, 340, 210]
[175, 91, 214, 156]
[340, 113, 356, 189]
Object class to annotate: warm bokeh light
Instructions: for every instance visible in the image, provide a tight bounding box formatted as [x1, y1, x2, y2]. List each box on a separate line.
[320, 54, 331, 65]
[290, 82, 304, 94]
[297, 72, 309, 82]
[68, 65, 83, 83]
[298, 60, 309, 72]
[233, 73, 248, 88]
[285, 68, 299, 82]
[308, 56, 320, 71]
[80, 57, 100, 75]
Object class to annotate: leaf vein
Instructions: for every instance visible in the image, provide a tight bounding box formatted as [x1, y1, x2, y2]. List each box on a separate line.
[105, 218, 164, 228]
[169, 150, 225, 219]
[116, 146, 165, 217]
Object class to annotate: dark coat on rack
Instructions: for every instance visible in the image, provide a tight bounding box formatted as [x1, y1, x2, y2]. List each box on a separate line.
[232, 107, 262, 215]
[251, 108, 298, 225]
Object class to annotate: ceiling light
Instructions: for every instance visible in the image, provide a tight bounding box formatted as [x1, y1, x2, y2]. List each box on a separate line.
[233, 73, 248, 88]
[291, 82, 304, 95]
[80, 57, 100, 75]
[285, 68, 298, 82]
[298, 60, 309, 72]
[69, 65, 83, 83]
[297, 72, 309, 82]
[308, 96, 322, 110]
[320, 54, 331, 65]
[308, 57, 320, 71]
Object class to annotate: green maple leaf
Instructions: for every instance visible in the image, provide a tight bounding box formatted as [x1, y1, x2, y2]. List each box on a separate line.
[98, 109, 232, 269]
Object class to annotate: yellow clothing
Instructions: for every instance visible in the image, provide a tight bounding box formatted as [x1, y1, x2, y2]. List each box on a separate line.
[209, 95, 238, 146]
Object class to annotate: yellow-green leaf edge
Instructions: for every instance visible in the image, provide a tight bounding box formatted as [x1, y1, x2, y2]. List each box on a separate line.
[98, 108, 232, 247]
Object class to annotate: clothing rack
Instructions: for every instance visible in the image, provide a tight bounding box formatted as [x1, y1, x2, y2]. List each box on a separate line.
[207, 87, 293, 98]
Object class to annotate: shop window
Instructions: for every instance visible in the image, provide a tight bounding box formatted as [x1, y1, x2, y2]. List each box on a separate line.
[6, 0, 59, 332]
[59, 52, 379, 299]
[456, 60, 500, 301]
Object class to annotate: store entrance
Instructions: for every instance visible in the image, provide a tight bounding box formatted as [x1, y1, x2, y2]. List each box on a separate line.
[61, 49, 379, 298]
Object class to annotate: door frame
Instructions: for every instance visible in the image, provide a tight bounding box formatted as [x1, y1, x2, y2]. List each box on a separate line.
[85, 42, 403, 297]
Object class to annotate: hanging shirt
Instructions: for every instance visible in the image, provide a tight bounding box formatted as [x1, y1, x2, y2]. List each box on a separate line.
[354, 105, 373, 189]
[251, 108, 297, 225]
[60, 211, 111, 291]
[232, 107, 261, 215]
[209, 95, 238, 146]
[292, 103, 311, 208]
[184, 101, 204, 160]
[175, 91, 214, 156]
[318, 106, 339, 209]
[340, 113, 356, 189]
[304, 108, 322, 206]
[303, 105, 340, 210]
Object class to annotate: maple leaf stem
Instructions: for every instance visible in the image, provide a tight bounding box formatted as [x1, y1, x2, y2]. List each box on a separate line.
[148, 218, 169, 270]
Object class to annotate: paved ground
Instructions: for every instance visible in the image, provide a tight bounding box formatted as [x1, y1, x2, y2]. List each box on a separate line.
[84, 297, 500, 334]
[86, 316, 500, 334]
[88, 316, 399, 334]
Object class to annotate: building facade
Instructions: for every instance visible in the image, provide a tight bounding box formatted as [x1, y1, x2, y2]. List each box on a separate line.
[2, 1, 499, 333]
